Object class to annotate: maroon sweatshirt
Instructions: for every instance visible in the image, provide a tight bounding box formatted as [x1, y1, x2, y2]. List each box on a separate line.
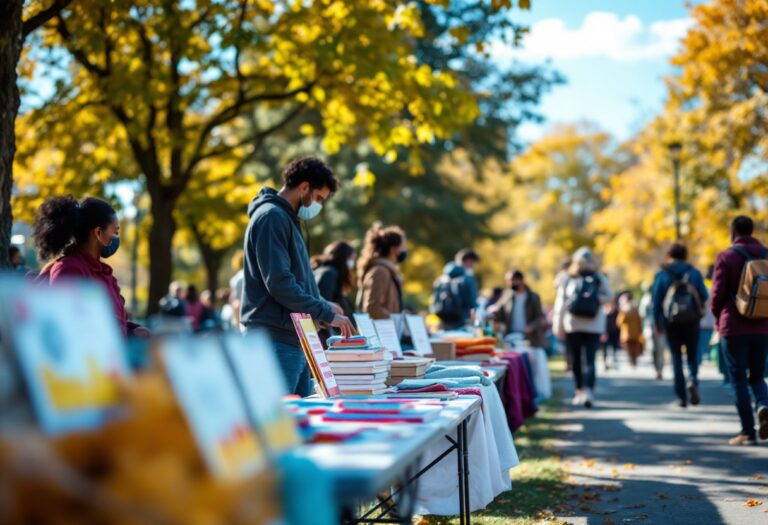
[710, 236, 768, 337]
[37, 248, 138, 336]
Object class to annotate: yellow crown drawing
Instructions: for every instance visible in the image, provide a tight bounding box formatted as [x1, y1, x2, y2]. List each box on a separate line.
[42, 356, 121, 410]
[214, 425, 263, 475]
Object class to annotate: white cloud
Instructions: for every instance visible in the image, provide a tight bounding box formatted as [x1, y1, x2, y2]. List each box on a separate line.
[501, 12, 693, 62]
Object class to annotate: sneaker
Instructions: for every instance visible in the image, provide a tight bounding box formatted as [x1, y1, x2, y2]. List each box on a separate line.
[678, 400, 687, 408]
[572, 390, 585, 406]
[688, 383, 700, 406]
[584, 388, 594, 408]
[655, 371, 663, 380]
[728, 434, 757, 446]
[758, 406, 768, 441]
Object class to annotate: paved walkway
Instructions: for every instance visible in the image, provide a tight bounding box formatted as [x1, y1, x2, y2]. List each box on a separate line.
[550, 353, 768, 525]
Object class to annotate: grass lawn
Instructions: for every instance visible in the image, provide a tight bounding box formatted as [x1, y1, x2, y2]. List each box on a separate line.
[418, 357, 568, 525]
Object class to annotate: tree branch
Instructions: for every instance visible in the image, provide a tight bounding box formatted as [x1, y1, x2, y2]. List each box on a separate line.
[22, 0, 73, 39]
[56, 13, 108, 77]
[182, 83, 315, 186]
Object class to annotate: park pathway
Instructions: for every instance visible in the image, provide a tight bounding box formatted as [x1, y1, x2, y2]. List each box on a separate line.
[550, 353, 768, 525]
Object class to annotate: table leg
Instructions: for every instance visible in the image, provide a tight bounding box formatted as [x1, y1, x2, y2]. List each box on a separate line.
[457, 422, 466, 525]
[462, 418, 471, 525]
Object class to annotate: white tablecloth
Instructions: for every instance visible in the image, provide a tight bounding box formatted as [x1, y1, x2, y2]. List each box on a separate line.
[414, 385, 519, 515]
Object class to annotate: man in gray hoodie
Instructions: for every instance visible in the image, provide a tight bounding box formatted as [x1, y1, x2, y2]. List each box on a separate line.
[241, 157, 354, 396]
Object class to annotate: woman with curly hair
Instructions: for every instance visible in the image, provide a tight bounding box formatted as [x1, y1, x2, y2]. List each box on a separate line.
[32, 195, 149, 337]
[356, 224, 407, 319]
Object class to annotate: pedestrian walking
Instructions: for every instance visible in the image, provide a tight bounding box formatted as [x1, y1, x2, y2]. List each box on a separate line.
[639, 282, 666, 379]
[652, 243, 708, 408]
[710, 216, 768, 445]
[617, 291, 643, 367]
[553, 247, 612, 408]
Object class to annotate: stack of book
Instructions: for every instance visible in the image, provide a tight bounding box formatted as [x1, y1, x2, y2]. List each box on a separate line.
[386, 357, 432, 387]
[325, 336, 390, 395]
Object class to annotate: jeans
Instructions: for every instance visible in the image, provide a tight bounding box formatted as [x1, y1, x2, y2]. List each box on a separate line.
[697, 328, 714, 365]
[566, 332, 601, 390]
[273, 341, 312, 397]
[665, 324, 700, 402]
[723, 334, 768, 439]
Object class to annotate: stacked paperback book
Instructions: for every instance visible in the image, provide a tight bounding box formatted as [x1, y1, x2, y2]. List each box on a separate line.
[325, 335, 391, 395]
[386, 357, 432, 387]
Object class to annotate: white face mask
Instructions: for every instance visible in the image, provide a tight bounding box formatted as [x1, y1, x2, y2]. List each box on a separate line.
[298, 192, 323, 221]
[347, 259, 355, 270]
[465, 267, 475, 276]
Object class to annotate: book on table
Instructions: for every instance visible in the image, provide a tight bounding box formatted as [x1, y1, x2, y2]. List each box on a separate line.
[325, 349, 387, 362]
[326, 363, 390, 375]
[329, 372, 389, 382]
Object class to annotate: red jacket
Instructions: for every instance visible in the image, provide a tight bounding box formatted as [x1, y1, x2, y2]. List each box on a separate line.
[710, 236, 768, 337]
[37, 248, 137, 336]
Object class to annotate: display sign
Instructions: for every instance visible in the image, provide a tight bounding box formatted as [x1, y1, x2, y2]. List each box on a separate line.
[0, 278, 130, 435]
[373, 319, 404, 358]
[223, 331, 301, 454]
[291, 313, 340, 397]
[353, 313, 380, 348]
[405, 315, 434, 356]
[162, 337, 265, 481]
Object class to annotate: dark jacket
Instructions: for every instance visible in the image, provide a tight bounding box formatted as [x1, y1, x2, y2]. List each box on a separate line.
[711, 236, 768, 337]
[37, 248, 138, 336]
[493, 286, 547, 348]
[240, 187, 334, 346]
[314, 264, 354, 318]
[432, 263, 474, 328]
[652, 261, 709, 329]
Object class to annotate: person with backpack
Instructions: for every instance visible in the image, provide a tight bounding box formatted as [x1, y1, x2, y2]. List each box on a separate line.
[652, 243, 708, 408]
[491, 270, 547, 348]
[710, 216, 768, 445]
[431, 261, 473, 330]
[553, 247, 612, 408]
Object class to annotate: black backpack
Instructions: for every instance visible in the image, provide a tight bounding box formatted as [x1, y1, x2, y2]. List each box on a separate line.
[432, 277, 466, 324]
[662, 267, 703, 326]
[565, 273, 601, 318]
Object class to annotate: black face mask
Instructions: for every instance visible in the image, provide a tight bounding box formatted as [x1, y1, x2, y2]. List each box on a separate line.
[511, 284, 521, 291]
[396, 250, 408, 263]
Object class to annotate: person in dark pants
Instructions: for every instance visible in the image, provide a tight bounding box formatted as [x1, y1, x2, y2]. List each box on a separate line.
[553, 247, 612, 408]
[711, 216, 768, 445]
[652, 243, 708, 408]
[240, 157, 355, 396]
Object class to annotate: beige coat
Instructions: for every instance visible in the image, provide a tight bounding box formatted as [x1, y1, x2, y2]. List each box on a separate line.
[358, 257, 403, 319]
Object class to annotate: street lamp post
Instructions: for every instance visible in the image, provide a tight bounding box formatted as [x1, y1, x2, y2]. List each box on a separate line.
[667, 141, 683, 241]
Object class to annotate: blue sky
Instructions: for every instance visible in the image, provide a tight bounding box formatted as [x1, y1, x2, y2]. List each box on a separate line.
[495, 1, 697, 142]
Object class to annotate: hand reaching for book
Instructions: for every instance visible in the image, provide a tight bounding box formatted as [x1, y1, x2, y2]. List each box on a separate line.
[330, 314, 356, 337]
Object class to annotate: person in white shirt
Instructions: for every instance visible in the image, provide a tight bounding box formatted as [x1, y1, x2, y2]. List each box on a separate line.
[553, 248, 613, 408]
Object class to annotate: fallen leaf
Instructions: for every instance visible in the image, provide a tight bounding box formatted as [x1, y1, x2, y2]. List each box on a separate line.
[611, 469, 620, 478]
[583, 459, 597, 468]
[745, 499, 763, 507]
[755, 474, 764, 480]
[624, 463, 637, 470]
[605, 519, 616, 525]
[684, 459, 692, 465]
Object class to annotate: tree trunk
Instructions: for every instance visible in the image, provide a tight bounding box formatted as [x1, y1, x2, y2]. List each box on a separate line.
[146, 193, 176, 316]
[0, 1, 23, 269]
[190, 222, 225, 294]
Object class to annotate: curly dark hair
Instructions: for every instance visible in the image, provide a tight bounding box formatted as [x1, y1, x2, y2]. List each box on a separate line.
[33, 195, 116, 261]
[357, 224, 405, 283]
[282, 156, 338, 192]
[312, 240, 356, 293]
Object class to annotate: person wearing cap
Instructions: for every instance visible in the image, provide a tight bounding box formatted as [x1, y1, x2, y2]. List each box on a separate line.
[553, 247, 612, 408]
